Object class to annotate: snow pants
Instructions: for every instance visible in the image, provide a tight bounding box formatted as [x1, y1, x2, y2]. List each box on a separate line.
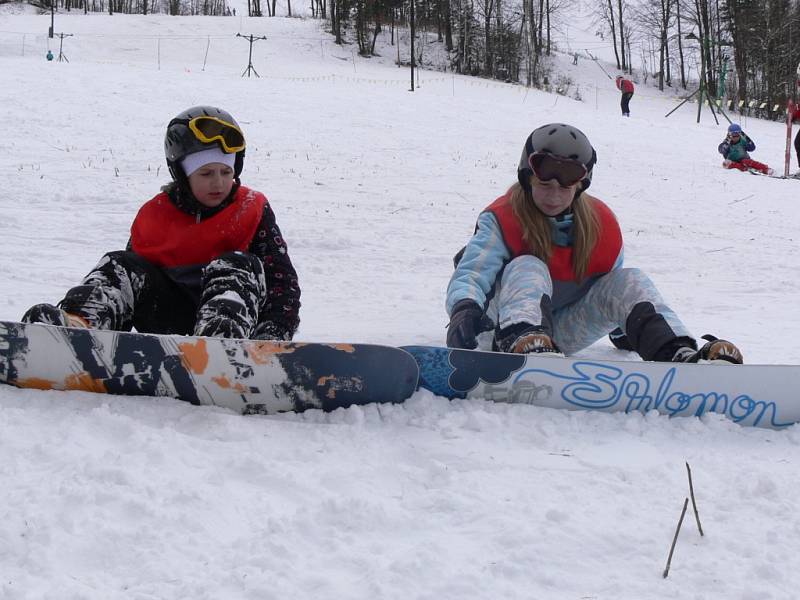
[57, 250, 267, 339]
[477, 255, 693, 360]
[724, 158, 770, 175]
[620, 92, 633, 116]
[795, 129, 800, 169]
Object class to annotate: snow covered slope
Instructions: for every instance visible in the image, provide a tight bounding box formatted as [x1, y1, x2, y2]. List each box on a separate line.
[2, 8, 800, 599]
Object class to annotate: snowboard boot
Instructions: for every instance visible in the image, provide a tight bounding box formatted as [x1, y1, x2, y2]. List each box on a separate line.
[671, 335, 743, 365]
[22, 303, 90, 328]
[496, 323, 564, 357]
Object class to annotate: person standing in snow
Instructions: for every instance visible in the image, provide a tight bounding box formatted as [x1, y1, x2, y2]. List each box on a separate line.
[615, 75, 634, 116]
[23, 105, 301, 340]
[792, 101, 800, 172]
[718, 123, 772, 175]
[445, 123, 743, 364]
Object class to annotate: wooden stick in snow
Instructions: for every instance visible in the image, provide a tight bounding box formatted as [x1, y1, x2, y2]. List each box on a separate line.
[686, 462, 704, 537]
[663, 497, 689, 578]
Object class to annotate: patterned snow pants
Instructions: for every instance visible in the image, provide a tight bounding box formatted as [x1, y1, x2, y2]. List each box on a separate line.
[478, 255, 693, 360]
[57, 250, 267, 339]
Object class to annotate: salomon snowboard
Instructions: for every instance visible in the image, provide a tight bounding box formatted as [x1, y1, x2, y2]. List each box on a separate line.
[402, 346, 800, 429]
[0, 321, 419, 414]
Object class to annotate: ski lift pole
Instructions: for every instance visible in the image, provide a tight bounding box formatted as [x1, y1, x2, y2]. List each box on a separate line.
[409, 0, 415, 91]
[717, 56, 728, 99]
[695, 37, 706, 123]
[55, 32, 73, 63]
[236, 33, 267, 78]
[584, 48, 613, 80]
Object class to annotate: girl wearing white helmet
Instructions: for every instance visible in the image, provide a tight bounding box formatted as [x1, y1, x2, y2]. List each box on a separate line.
[446, 123, 743, 364]
[23, 106, 300, 341]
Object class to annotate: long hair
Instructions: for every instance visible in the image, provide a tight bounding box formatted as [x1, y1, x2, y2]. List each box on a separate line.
[508, 181, 600, 282]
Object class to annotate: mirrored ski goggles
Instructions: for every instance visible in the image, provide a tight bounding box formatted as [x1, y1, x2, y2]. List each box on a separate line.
[528, 152, 587, 188]
[185, 116, 246, 153]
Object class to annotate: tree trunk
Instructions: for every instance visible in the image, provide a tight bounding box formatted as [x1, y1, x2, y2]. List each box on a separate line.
[676, 0, 686, 88]
[545, 0, 550, 55]
[606, 0, 620, 70]
[537, 0, 543, 51]
[444, 0, 453, 51]
[484, 0, 494, 75]
[616, 0, 625, 70]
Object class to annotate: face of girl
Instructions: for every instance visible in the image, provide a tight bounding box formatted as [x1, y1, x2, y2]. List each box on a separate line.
[530, 175, 579, 216]
[187, 163, 235, 207]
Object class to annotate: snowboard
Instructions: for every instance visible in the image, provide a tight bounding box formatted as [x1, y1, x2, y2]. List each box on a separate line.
[402, 345, 800, 430]
[0, 321, 419, 414]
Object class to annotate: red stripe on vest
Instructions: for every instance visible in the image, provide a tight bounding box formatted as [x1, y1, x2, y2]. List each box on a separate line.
[131, 186, 266, 268]
[485, 192, 622, 281]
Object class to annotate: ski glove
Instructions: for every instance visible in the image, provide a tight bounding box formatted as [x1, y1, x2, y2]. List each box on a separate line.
[446, 299, 494, 349]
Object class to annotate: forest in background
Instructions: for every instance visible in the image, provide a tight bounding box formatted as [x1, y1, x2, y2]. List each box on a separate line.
[7, 0, 800, 116]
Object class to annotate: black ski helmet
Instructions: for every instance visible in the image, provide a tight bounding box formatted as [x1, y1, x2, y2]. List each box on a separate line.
[517, 123, 597, 193]
[164, 105, 246, 181]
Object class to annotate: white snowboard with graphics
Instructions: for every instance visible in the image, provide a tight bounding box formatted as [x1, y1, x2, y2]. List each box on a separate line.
[402, 346, 800, 429]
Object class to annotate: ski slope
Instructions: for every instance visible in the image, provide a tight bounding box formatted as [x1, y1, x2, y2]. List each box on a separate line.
[2, 5, 800, 599]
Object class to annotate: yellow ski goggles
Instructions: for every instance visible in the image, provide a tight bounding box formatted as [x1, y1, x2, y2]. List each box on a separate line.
[187, 116, 246, 153]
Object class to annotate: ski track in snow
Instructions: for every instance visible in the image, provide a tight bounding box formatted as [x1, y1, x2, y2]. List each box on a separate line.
[2, 2, 800, 598]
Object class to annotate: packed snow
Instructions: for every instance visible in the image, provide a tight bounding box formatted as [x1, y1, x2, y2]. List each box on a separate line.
[2, 2, 800, 598]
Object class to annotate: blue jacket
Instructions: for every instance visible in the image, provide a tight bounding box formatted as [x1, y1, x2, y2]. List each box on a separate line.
[718, 134, 755, 162]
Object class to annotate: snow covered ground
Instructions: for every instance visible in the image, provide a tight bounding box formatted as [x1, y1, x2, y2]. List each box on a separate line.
[2, 4, 800, 599]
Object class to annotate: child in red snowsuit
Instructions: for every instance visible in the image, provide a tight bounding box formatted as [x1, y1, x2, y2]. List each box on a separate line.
[718, 123, 772, 175]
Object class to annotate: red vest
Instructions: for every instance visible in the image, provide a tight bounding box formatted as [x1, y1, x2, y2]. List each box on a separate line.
[131, 186, 266, 268]
[485, 192, 622, 282]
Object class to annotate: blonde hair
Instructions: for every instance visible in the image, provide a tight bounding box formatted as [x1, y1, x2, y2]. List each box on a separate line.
[508, 181, 600, 282]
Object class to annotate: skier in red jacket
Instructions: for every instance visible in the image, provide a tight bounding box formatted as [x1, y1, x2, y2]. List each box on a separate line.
[22, 106, 301, 340]
[615, 75, 635, 117]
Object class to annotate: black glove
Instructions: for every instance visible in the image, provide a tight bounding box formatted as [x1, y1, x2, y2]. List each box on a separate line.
[446, 299, 493, 349]
[608, 327, 634, 351]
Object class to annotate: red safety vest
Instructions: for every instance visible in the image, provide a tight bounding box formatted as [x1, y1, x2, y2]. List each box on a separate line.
[484, 192, 622, 281]
[131, 186, 266, 268]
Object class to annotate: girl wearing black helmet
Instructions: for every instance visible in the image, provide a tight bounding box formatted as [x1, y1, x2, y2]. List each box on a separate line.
[446, 123, 743, 364]
[22, 106, 300, 341]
